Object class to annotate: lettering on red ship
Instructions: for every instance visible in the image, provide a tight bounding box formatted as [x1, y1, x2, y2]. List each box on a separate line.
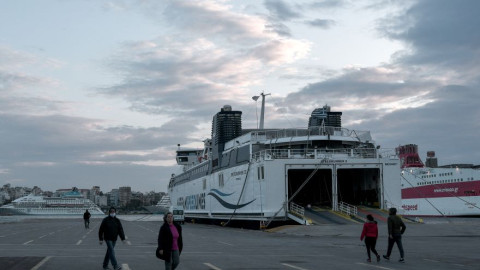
[433, 187, 458, 193]
[402, 180, 480, 199]
[402, 204, 418, 211]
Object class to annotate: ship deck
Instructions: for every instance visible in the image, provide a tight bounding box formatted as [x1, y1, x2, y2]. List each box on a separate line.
[1, 215, 479, 269]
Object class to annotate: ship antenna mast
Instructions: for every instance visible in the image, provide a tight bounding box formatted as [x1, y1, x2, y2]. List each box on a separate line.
[258, 92, 270, 129]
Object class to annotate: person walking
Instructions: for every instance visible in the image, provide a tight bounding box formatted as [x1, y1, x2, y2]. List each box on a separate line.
[158, 212, 183, 270]
[83, 209, 91, 229]
[99, 207, 125, 270]
[383, 207, 406, 262]
[360, 214, 380, 262]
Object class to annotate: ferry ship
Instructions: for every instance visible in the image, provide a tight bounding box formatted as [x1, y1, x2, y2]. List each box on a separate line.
[0, 188, 104, 215]
[399, 144, 480, 216]
[168, 94, 401, 226]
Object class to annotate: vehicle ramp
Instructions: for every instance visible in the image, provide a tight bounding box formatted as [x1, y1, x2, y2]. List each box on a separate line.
[357, 206, 419, 223]
[357, 206, 389, 223]
[305, 206, 355, 225]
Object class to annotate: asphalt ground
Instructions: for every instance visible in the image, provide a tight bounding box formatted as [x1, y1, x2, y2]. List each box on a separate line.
[0, 215, 479, 270]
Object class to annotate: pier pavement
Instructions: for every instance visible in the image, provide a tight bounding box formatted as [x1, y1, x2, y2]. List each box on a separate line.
[0, 215, 479, 270]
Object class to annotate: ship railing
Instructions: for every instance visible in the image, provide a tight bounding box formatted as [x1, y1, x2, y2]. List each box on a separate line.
[289, 202, 305, 217]
[250, 126, 371, 141]
[252, 148, 378, 161]
[336, 201, 358, 216]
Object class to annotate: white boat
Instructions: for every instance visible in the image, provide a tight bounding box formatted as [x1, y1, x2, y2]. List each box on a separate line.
[0, 188, 104, 215]
[144, 194, 171, 214]
[399, 144, 480, 216]
[168, 95, 401, 225]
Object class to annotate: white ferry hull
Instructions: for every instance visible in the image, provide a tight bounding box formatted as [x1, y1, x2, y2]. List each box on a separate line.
[402, 196, 480, 216]
[170, 155, 401, 222]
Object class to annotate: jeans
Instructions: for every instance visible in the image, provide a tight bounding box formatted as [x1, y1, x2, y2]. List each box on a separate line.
[84, 219, 90, 229]
[386, 233, 404, 258]
[165, 250, 180, 270]
[103, 240, 118, 268]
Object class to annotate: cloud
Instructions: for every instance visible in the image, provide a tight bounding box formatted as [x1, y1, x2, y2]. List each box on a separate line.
[305, 19, 336, 29]
[280, 0, 480, 165]
[0, 113, 191, 192]
[308, 0, 347, 9]
[380, 0, 480, 74]
[100, 1, 311, 117]
[162, 1, 270, 43]
[264, 0, 301, 21]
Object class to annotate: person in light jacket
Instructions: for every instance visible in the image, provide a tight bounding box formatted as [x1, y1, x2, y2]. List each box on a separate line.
[158, 212, 183, 270]
[360, 214, 380, 262]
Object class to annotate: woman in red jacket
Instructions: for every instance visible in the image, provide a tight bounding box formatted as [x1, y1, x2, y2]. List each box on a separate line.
[360, 214, 380, 262]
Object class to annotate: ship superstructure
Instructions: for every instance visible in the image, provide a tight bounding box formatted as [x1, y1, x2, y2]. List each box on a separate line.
[168, 95, 401, 225]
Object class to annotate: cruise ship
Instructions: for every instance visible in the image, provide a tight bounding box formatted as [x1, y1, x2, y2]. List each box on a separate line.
[168, 95, 401, 226]
[0, 188, 104, 215]
[144, 194, 171, 214]
[399, 144, 480, 216]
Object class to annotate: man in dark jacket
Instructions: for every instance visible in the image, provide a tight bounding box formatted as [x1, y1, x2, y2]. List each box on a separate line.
[83, 209, 91, 229]
[158, 212, 183, 270]
[99, 207, 125, 270]
[383, 207, 406, 262]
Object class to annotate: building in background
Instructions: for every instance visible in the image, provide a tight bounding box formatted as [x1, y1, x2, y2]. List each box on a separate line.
[119, 186, 131, 207]
[108, 189, 119, 207]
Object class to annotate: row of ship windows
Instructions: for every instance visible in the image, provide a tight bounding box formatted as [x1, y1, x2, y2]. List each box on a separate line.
[417, 177, 474, 185]
[421, 172, 455, 178]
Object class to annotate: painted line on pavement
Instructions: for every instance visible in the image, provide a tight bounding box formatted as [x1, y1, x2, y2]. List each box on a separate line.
[23, 240, 34, 245]
[282, 263, 309, 270]
[204, 263, 222, 270]
[39, 234, 48, 239]
[122, 263, 131, 270]
[355, 262, 395, 270]
[217, 241, 233, 246]
[76, 240, 82, 245]
[31, 256, 52, 270]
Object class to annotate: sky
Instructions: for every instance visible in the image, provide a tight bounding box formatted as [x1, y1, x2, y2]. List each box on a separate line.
[1, 0, 479, 193]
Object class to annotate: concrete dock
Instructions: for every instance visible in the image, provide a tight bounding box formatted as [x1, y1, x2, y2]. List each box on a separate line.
[0, 215, 479, 269]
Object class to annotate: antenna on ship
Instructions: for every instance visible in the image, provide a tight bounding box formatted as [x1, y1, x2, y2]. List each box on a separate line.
[252, 92, 270, 130]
